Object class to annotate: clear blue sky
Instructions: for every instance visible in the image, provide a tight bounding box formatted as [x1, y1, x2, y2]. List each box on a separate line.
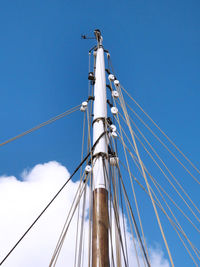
[0, 0, 199, 266]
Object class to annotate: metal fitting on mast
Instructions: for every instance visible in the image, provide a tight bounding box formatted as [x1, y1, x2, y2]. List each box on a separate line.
[94, 29, 103, 47]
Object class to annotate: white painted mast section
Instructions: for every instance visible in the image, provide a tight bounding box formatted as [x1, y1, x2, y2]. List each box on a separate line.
[92, 36, 108, 190]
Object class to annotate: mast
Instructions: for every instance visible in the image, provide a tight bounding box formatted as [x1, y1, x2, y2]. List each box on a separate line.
[92, 29, 109, 267]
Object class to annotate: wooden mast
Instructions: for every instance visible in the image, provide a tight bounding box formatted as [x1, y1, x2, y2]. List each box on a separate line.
[92, 29, 109, 267]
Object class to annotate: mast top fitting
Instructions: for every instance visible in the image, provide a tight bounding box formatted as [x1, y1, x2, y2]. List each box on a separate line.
[94, 29, 103, 46]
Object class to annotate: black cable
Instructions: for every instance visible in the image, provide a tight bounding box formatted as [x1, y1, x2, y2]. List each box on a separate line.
[0, 130, 108, 266]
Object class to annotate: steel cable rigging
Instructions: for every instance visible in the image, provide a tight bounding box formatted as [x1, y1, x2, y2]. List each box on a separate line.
[0, 131, 108, 266]
[0, 104, 81, 147]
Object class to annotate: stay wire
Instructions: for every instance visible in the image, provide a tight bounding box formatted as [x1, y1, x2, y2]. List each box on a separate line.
[124, 111, 200, 217]
[118, 87, 200, 264]
[110, 165, 124, 267]
[102, 126, 128, 267]
[117, 111, 200, 225]
[0, 130, 108, 266]
[108, 165, 117, 267]
[107, 141, 119, 267]
[120, 125, 200, 234]
[108, 134, 130, 267]
[112, 101, 150, 265]
[87, 173, 93, 267]
[116, 90, 175, 267]
[77, 180, 87, 267]
[121, 86, 200, 183]
[117, 114, 200, 227]
[116, 163, 151, 267]
[107, 55, 200, 185]
[108, 57, 193, 265]
[51, 172, 86, 267]
[50, 174, 90, 267]
[50, 174, 86, 266]
[86, 93, 94, 267]
[126, 100, 200, 186]
[102, 157, 128, 267]
[0, 105, 81, 147]
[123, 102, 200, 215]
[132, 125, 200, 225]
[117, 136, 200, 262]
[74, 111, 86, 267]
[104, 121, 128, 267]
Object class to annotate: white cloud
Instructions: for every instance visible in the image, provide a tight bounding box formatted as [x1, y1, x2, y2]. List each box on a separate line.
[0, 161, 169, 267]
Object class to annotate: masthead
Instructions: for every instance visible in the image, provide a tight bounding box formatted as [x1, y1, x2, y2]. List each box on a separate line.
[94, 29, 102, 46]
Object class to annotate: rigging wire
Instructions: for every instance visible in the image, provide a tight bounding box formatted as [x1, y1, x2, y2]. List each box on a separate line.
[120, 125, 200, 233]
[102, 157, 129, 267]
[116, 162, 151, 267]
[3, 44, 199, 267]
[110, 166, 125, 267]
[0, 104, 81, 147]
[108, 165, 117, 267]
[117, 164, 130, 267]
[107, 56, 200, 265]
[0, 130, 108, 266]
[87, 173, 93, 267]
[77, 178, 88, 267]
[117, 135, 200, 263]
[114, 84, 200, 263]
[104, 120, 129, 266]
[86, 108, 93, 267]
[126, 111, 200, 212]
[117, 111, 200, 224]
[107, 54, 200, 185]
[121, 86, 200, 183]
[49, 174, 90, 267]
[125, 100, 200, 186]
[74, 111, 86, 267]
[50, 172, 87, 266]
[124, 104, 200, 214]
[107, 128, 147, 267]
[115, 89, 175, 267]
[131, 124, 200, 223]
[111, 109, 150, 265]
